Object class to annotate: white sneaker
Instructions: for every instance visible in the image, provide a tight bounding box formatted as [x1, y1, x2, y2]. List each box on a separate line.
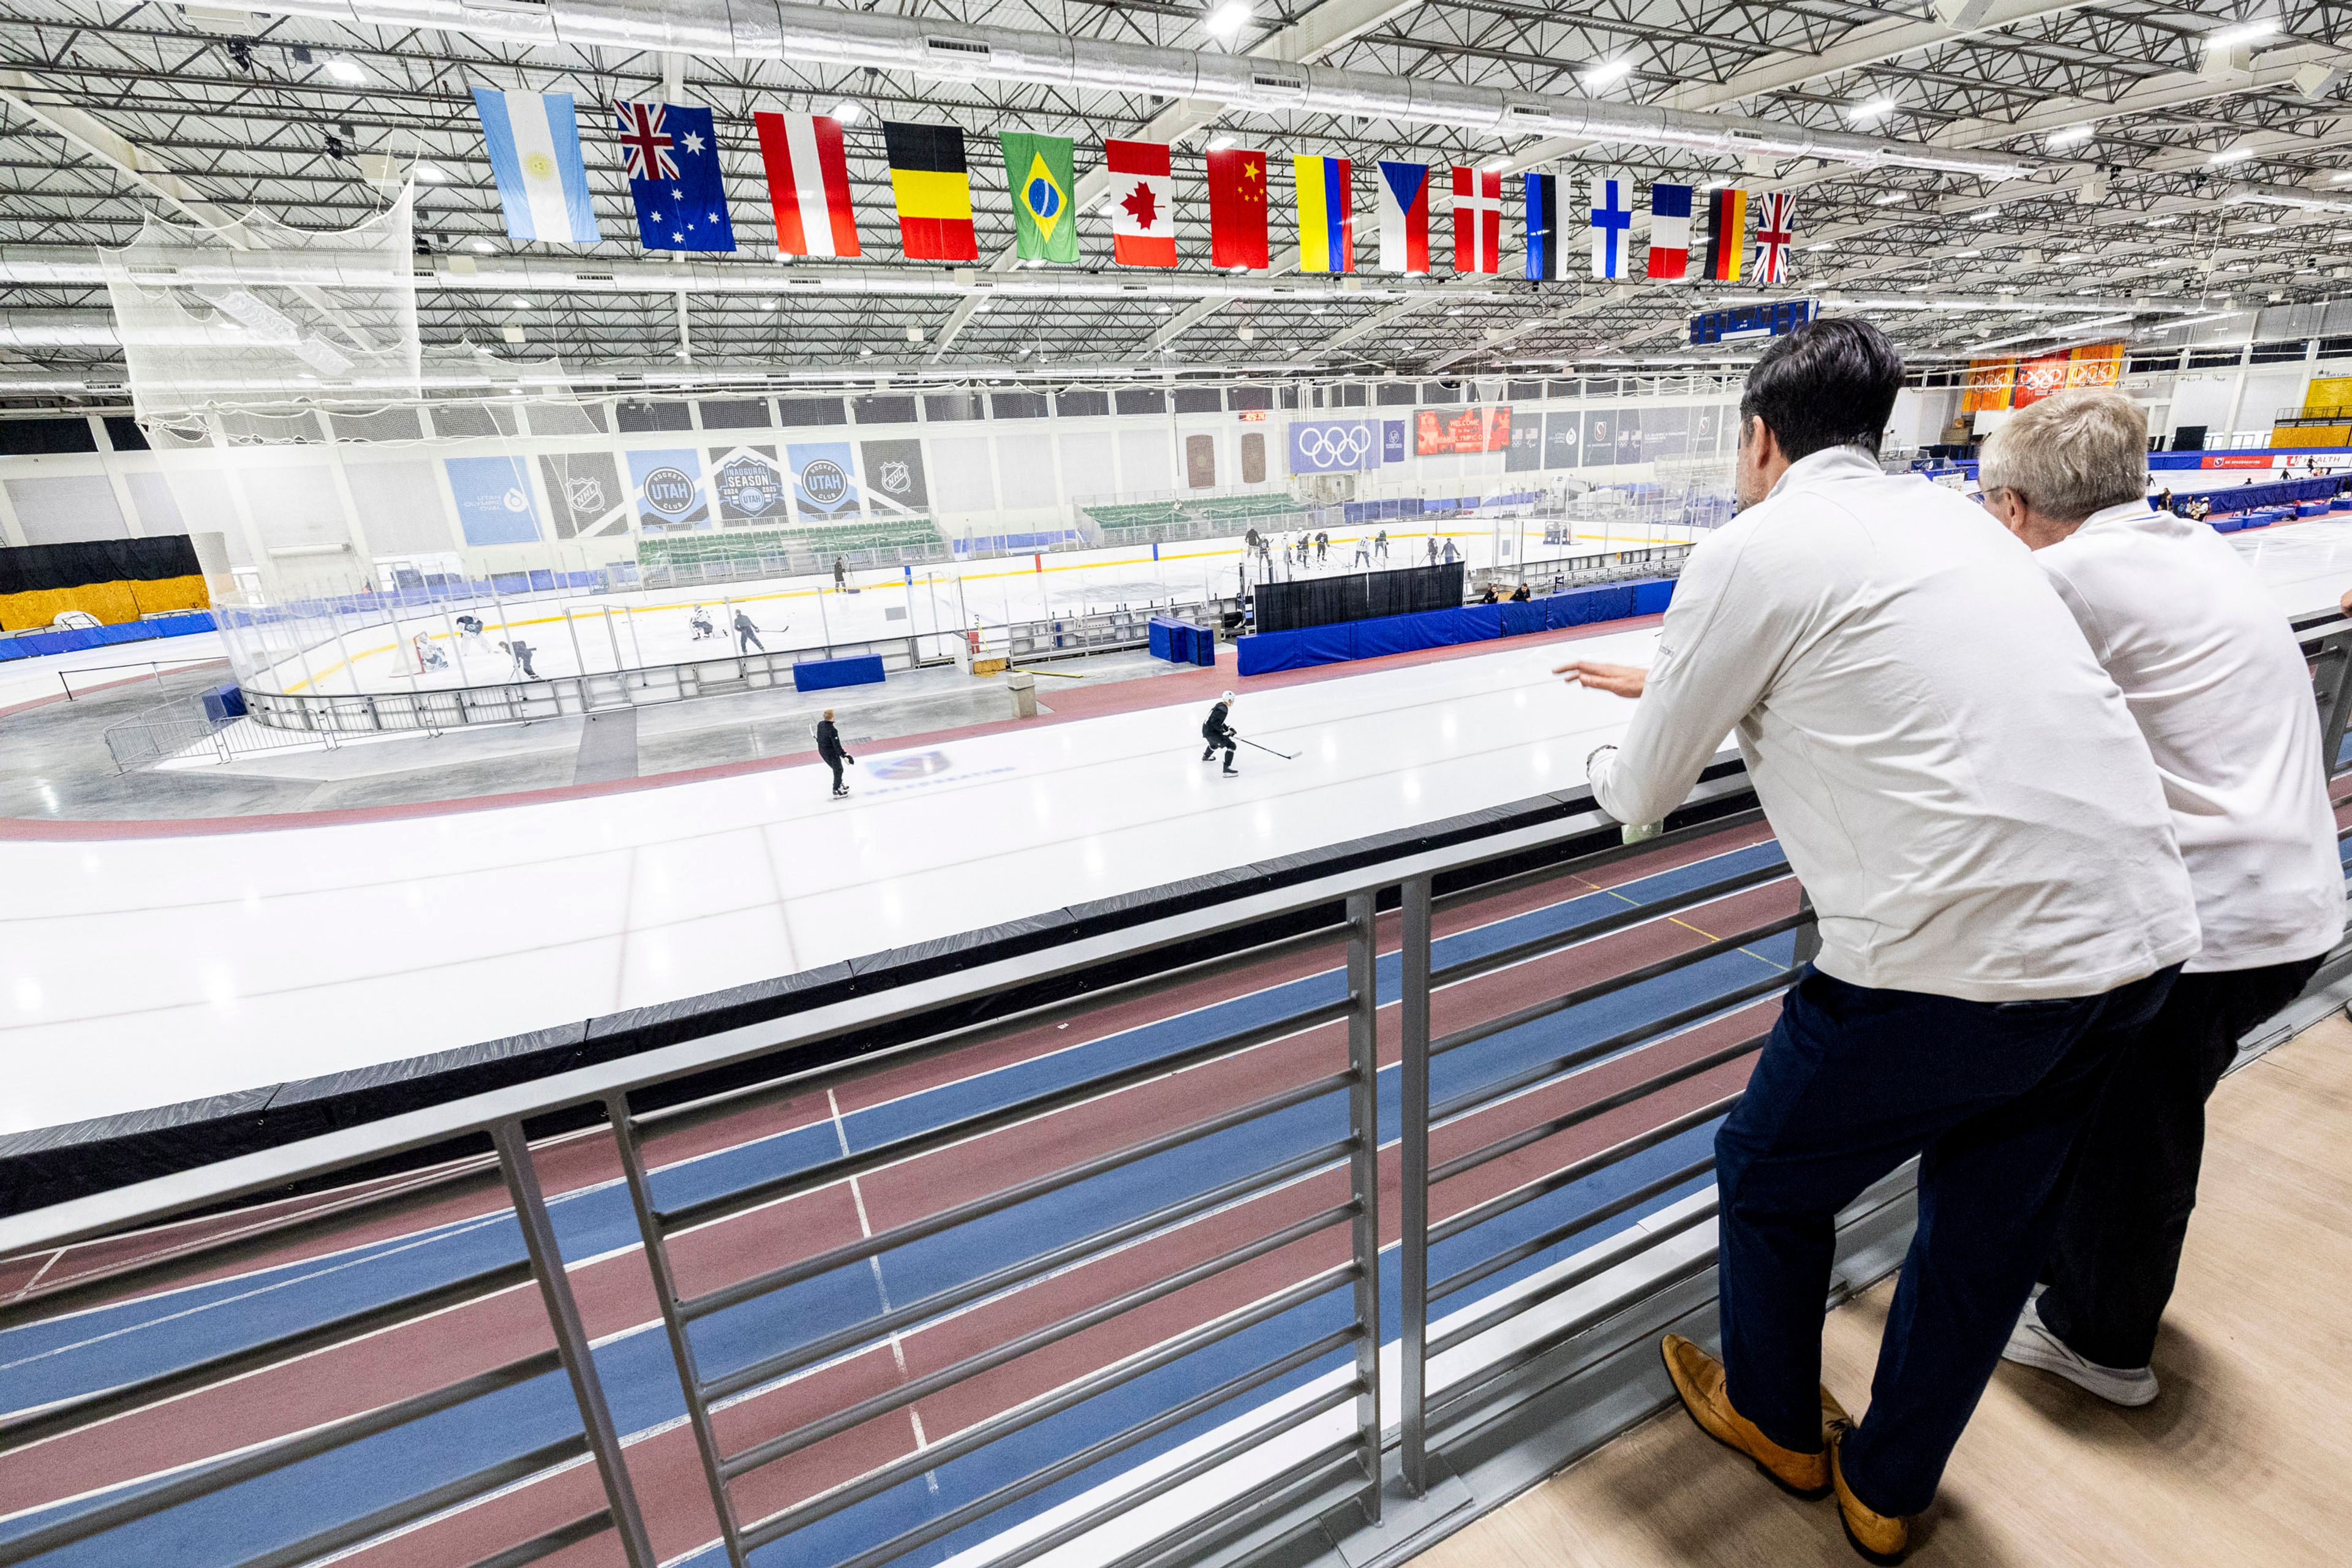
[2002, 1302, 2158, 1407]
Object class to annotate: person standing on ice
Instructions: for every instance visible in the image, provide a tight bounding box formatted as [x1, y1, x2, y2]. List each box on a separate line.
[833, 557, 848, 591]
[1353, 535, 1371, 568]
[816, 709, 854, 798]
[1425, 536, 1439, 565]
[734, 609, 764, 654]
[1200, 691, 1240, 776]
[500, 639, 537, 679]
[1375, 529, 1390, 563]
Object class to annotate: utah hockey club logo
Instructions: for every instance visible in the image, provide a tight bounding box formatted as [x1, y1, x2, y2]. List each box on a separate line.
[643, 466, 695, 514]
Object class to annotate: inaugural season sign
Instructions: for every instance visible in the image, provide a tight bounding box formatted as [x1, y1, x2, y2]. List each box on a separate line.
[1285, 418, 1382, 474]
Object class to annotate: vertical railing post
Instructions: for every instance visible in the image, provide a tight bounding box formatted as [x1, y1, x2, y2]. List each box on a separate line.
[1344, 888, 1384, 1522]
[1397, 873, 1433, 1496]
[605, 1096, 752, 1567]
[492, 1120, 658, 1568]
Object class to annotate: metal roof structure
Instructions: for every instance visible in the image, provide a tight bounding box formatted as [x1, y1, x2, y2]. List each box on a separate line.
[0, 0, 2347, 402]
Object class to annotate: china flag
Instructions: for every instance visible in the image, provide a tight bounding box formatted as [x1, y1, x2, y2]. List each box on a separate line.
[1207, 147, 1271, 270]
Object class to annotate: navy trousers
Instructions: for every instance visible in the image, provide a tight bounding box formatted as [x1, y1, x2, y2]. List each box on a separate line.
[1714, 963, 2177, 1516]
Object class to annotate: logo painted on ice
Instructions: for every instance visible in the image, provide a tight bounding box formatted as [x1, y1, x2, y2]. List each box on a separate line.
[878, 459, 912, 495]
[870, 750, 952, 780]
[717, 454, 781, 515]
[800, 458, 851, 508]
[643, 466, 696, 514]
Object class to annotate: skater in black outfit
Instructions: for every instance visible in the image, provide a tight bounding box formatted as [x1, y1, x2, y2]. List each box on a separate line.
[734, 609, 764, 653]
[1425, 537, 1439, 565]
[1314, 530, 1330, 564]
[816, 709, 854, 797]
[833, 557, 848, 590]
[500, 639, 538, 679]
[1374, 529, 1389, 563]
[1200, 691, 1240, 775]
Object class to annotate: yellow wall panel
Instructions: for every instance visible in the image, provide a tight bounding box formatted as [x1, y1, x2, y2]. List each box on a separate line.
[129, 575, 212, 616]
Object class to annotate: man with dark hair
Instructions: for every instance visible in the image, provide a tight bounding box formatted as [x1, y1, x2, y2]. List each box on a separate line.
[1554, 318, 2196, 1562]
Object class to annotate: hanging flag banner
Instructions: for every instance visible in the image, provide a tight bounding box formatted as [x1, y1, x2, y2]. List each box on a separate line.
[1452, 167, 1500, 274]
[2013, 351, 2075, 406]
[1753, 191, 1795, 285]
[614, 100, 735, 253]
[884, 122, 979, 262]
[709, 445, 790, 524]
[537, 452, 628, 538]
[1207, 147, 1272, 269]
[1286, 418, 1382, 474]
[1647, 183, 1692, 280]
[1382, 420, 1409, 464]
[1703, 187, 1746, 282]
[1293, 155, 1354, 274]
[788, 442, 862, 518]
[1106, 139, 1177, 268]
[1582, 410, 1615, 469]
[1001, 132, 1079, 263]
[446, 456, 543, 545]
[755, 111, 861, 258]
[1506, 414, 1545, 472]
[1376, 161, 1431, 274]
[626, 448, 711, 533]
[1542, 411, 1581, 469]
[1523, 172, 1562, 282]
[861, 439, 930, 514]
[1588, 173, 1633, 280]
[470, 88, 600, 244]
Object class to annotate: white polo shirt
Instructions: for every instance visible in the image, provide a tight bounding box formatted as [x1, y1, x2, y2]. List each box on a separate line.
[2035, 500, 2344, 972]
[1588, 445, 2199, 1003]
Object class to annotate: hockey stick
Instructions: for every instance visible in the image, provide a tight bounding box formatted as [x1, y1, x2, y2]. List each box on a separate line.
[1238, 735, 1299, 761]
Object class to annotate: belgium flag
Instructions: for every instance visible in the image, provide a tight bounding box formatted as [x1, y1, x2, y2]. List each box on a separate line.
[0, 535, 209, 631]
[884, 121, 979, 262]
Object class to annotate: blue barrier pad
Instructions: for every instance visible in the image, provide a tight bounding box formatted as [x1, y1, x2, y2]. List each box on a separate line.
[201, 683, 247, 722]
[0, 640, 26, 661]
[94, 624, 157, 646]
[792, 654, 887, 692]
[1630, 578, 1677, 616]
[1499, 601, 1547, 638]
[22, 628, 98, 655]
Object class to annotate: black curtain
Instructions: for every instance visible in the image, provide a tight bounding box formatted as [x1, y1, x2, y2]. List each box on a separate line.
[0, 536, 202, 595]
[1255, 561, 1463, 634]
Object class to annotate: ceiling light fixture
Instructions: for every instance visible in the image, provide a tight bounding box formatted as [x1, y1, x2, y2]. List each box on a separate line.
[1204, 2, 1253, 44]
[2207, 145, 2256, 166]
[413, 161, 450, 183]
[830, 100, 862, 124]
[2047, 124, 2096, 150]
[2205, 18, 2279, 51]
[324, 56, 367, 85]
[1848, 97, 1898, 127]
[1582, 59, 1632, 89]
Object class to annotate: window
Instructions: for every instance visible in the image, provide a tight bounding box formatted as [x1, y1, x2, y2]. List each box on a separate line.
[777, 396, 848, 426]
[1333, 382, 1367, 407]
[924, 391, 985, 422]
[102, 417, 151, 451]
[853, 393, 919, 425]
[0, 417, 97, 454]
[1420, 381, 1461, 404]
[1229, 386, 1273, 410]
[990, 390, 1050, 420]
[1114, 386, 1167, 415]
[1055, 388, 1111, 418]
[616, 399, 693, 432]
[1508, 380, 1546, 401]
[1171, 386, 1223, 413]
[698, 398, 771, 430]
[1375, 382, 1416, 406]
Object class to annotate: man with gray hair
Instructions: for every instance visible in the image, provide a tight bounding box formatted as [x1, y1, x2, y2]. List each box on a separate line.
[1981, 388, 2344, 1408]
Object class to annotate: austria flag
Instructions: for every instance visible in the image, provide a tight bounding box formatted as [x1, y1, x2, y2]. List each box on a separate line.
[754, 111, 859, 258]
[1377, 160, 1431, 274]
[1106, 138, 1177, 267]
[1451, 167, 1500, 274]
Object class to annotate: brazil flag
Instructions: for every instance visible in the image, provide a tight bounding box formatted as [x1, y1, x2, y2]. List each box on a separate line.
[999, 132, 1079, 263]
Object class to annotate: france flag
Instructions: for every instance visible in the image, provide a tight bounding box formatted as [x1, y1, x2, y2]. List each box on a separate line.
[471, 88, 601, 245]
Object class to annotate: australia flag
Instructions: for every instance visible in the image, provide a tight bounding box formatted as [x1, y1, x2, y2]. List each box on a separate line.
[614, 100, 736, 253]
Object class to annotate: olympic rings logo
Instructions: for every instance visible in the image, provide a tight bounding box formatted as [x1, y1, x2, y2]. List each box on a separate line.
[1293, 422, 1374, 468]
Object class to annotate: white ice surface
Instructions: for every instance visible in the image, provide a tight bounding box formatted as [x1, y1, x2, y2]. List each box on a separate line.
[0, 628, 1662, 1133]
[2228, 515, 2352, 617]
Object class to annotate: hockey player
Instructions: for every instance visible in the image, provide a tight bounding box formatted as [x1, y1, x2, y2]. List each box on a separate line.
[1425, 537, 1439, 565]
[1442, 538, 1461, 564]
[500, 639, 538, 679]
[1200, 691, 1240, 776]
[734, 609, 765, 654]
[1375, 529, 1390, 562]
[1315, 531, 1330, 565]
[833, 557, 849, 592]
[1352, 535, 1371, 568]
[412, 632, 449, 672]
[454, 613, 488, 646]
[816, 709, 855, 797]
[688, 605, 717, 641]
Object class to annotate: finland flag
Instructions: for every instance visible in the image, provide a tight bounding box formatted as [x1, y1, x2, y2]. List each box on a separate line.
[471, 88, 601, 245]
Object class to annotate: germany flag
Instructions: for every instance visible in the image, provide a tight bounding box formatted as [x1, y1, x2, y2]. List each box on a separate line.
[0, 536, 209, 631]
[884, 121, 979, 262]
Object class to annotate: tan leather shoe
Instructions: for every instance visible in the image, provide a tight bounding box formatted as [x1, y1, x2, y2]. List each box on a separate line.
[1830, 1426, 1909, 1564]
[1660, 1332, 1847, 1501]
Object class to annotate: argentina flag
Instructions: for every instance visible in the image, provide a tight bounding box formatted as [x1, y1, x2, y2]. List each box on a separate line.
[470, 88, 600, 245]
[616, 100, 736, 253]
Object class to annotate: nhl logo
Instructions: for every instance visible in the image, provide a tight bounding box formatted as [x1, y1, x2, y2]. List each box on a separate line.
[879, 459, 911, 495]
[565, 475, 606, 513]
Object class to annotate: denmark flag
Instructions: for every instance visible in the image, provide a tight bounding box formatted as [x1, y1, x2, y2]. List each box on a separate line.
[1452, 167, 1500, 274]
[1106, 138, 1177, 268]
[754, 111, 859, 258]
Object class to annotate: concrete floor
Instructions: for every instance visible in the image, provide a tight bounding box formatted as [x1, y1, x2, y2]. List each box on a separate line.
[0, 649, 1183, 821]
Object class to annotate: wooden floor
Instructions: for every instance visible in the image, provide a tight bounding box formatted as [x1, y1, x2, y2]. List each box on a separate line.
[1413, 1013, 2352, 1568]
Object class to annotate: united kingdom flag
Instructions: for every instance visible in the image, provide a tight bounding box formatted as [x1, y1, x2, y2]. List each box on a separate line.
[1752, 191, 1796, 285]
[615, 101, 678, 182]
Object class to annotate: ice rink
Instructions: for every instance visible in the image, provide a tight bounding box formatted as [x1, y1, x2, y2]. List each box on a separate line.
[2231, 514, 2352, 617]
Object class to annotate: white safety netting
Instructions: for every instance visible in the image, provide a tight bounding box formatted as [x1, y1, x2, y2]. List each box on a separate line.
[100, 187, 421, 425]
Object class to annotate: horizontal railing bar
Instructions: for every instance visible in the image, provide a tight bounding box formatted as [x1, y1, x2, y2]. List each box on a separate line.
[1429, 969, 1790, 1128]
[230, 1434, 589, 1568]
[0, 1155, 509, 1334]
[659, 996, 1358, 1235]
[467, 1510, 613, 1568]
[698, 1132, 1352, 1400]
[684, 1068, 1354, 1334]
[1106, 1438, 1372, 1568]
[1427, 807, 1771, 918]
[0, 1348, 563, 1568]
[1429, 1032, 1767, 1189]
[1430, 860, 1793, 990]
[632, 921, 1356, 1137]
[1430, 1155, 1719, 1320]
[821, 1342, 1363, 1568]
[0, 1257, 535, 1455]
[1430, 1095, 1738, 1256]
[737, 1260, 1362, 1552]
[1425, 1241, 1721, 1420]
[721, 1197, 1360, 1479]
[1431, 910, 1806, 1065]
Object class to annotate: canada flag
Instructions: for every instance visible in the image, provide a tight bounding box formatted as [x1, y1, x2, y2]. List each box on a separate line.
[1106, 138, 1177, 268]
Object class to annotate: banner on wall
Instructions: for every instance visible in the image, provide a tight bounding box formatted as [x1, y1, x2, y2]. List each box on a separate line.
[709, 444, 790, 524]
[444, 456, 541, 546]
[537, 452, 628, 539]
[1382, 420, 1408, 464]
[1582, 409, 1615, 468]
[627, 448, 711, 532]
[1504, 412, 1544, 472]
[1614, 408, 1644, 464]
[1543, 410, 1581, 469]
[1415, 405, 1511, 455]
[1286, 418, 1382, 473]
[788, 442, 862, 519]
[861, 439, 930, 514]
[1694, 404, 1724, 453]
[1962, 356, 2016, 413]
[2065, 342, 2124, 390]
[2014, 352, 2073, 406]
[1643, 405, 1690, 462]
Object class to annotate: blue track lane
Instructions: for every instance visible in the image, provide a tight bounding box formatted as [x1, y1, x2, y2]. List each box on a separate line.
[1, 840, 1790, 1568]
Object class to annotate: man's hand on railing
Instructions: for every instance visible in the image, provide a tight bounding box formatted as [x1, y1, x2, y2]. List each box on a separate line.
[1553, 658, 1649, 699]
[2339, 586, 2352, 618]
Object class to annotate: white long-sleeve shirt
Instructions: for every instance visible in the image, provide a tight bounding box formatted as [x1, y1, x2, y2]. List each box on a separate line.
[2035, 500, 2344, 973]
[1588, 446, 2198, 1003]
